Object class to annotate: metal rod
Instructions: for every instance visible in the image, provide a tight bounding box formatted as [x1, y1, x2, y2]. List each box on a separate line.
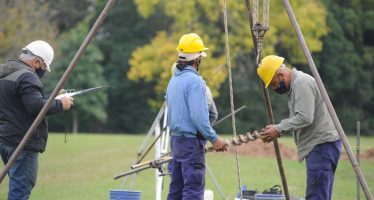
[282, 1, 373, 199]
[114, 157, 171, 180]
[212, 105, 246, 126]
[135, 127, 166, 164]
[114, 165, 153, 180]
[121, 104, 166, 188]
[131, 156, 172, 170]
[357, 120, 361, 200]
[0, 0, 117, 183]
[137, 103, 166, 156]
[206, 163, 227, 200]
[244, 1, 290, 199]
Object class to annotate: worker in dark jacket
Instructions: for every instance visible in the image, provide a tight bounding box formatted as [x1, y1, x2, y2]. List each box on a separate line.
[0, 40, 73, 200]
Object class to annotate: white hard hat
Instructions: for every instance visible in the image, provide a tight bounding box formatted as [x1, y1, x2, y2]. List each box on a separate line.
[23, 40, 54, 72]
[178, 52, 207, 61]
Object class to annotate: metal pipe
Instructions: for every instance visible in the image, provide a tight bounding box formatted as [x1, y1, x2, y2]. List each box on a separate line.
[0, 0, 117, 183]
[244, 1, 290, 199]
[212, 105, 246, 126]
[114, 157, 171, 180]
[136, 127, 166, 164]
[137, 103, 165, 156]
[282, 1, 373, 199]
[206, 163, 228, 200]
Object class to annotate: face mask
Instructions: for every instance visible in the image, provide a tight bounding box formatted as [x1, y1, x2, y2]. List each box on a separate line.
[35, 68, 46, 78]
[274, 80, 288, 94]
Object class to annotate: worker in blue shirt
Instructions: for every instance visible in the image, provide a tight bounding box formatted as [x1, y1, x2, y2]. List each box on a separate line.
[166, 33, 227, 200]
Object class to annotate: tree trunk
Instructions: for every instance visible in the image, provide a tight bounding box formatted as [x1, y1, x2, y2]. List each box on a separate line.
[72, 112, 79, 134]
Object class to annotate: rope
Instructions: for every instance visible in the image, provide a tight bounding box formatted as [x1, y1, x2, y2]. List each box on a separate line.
[223, 0, 243, 199]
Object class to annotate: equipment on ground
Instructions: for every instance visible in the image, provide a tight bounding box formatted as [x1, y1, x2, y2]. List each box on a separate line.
[113, 156, 172, 180]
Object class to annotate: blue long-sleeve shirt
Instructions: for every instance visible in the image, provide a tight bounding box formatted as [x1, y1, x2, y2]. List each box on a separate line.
[166, 65, 218, 143]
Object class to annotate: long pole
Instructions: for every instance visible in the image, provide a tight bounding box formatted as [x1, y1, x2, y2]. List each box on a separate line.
[244, 1, 290, 199]
[0, 0, 117, 183]
[282, 1, 373, 199]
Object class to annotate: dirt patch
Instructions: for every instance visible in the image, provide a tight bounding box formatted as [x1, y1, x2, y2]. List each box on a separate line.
[219, 141, 374, 161]
[341, 147, 374, 160]
[216, 140, 298, 160]
[362, 148, 374, 160]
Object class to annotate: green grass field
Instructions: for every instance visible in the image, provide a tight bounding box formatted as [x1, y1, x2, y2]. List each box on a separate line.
[0, 133, 373, 200]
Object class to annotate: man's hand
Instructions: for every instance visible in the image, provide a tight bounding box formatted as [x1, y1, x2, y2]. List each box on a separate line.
[60, 95, 74, 111]
[212, 137, 228, 152]
[259, 124, 280, 143]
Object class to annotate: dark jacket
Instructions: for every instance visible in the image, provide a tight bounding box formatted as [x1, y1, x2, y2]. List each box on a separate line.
[0, 60, 63, 152]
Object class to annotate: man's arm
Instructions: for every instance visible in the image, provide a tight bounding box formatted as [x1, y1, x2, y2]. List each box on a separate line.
[188, 77, 218, 143]
[260, 82, 316, 142]
[18, 73, 64, 116]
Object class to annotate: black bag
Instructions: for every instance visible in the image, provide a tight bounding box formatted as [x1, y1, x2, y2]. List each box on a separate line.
[263, 185, 283, 195]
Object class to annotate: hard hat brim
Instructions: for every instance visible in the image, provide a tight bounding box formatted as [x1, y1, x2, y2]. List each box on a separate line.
[45, 65, 51, 72]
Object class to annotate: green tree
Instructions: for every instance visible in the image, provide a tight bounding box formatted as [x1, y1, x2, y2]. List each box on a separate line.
[93, 0, 171, 132]
[47, 0, 93, 33]
[45, 21, 107, 133]
[0, 0, 56, 62]
[314, 0, 374, 134]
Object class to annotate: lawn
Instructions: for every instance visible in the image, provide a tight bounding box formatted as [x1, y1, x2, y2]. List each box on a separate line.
[0, 133, 373, 200]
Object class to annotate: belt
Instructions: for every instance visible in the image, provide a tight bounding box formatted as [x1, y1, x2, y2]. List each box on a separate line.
[171, 132, 207, 140]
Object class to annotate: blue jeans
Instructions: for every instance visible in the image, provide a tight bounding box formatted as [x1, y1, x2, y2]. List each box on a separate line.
[0, 143, 39, 200]
[305, 140, 341, 200]
[167, 136, 207, 200]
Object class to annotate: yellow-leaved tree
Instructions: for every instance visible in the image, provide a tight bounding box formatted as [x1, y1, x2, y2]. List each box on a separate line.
[0, 0, 56, 62]
[128, 0, 328, 108]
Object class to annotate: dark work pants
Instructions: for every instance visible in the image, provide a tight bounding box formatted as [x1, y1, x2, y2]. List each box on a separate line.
[167, 136, 207, 200]
[305, 140, 341, 200]
[0, 143, 39, 200]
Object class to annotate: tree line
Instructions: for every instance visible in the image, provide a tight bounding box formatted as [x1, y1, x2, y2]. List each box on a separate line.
[0, 0, 373, 135]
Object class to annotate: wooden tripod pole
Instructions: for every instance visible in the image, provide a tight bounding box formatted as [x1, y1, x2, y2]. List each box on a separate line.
[0, 0, 117, 183]
[244, 1, 290, 199]
[282, 0, 373, 199]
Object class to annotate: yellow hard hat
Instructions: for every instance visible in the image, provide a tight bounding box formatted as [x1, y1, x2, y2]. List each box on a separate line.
[176, 33, 209, 53]
[257, 55, 285, 88]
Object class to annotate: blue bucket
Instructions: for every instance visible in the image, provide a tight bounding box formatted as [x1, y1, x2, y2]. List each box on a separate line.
[255, 193, 285, 200]
[110, 190, 141, 200]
